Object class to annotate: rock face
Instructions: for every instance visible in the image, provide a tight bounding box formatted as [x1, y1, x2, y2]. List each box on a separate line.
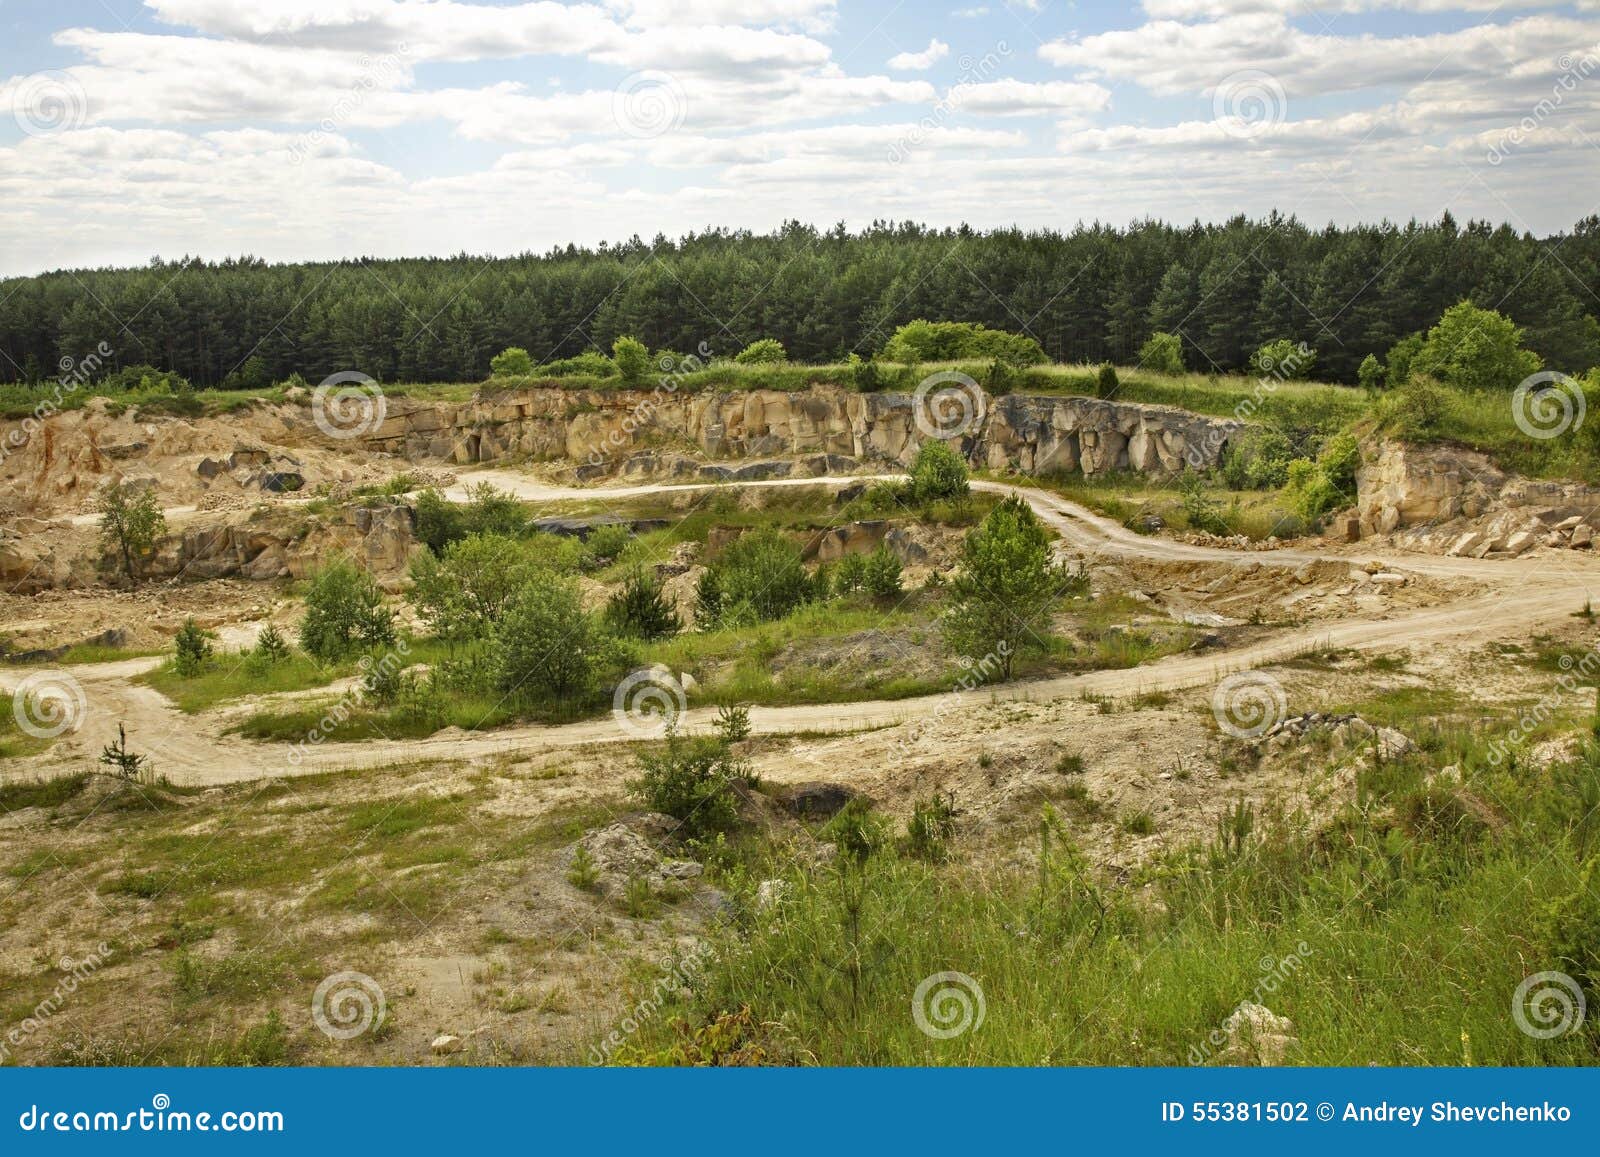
[1356, 439, 1600, 555]
[364, 386, 1240, 479]
[0, 501, 419, 594]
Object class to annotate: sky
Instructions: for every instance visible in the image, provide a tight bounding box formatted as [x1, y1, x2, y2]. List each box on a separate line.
[0, 0, 1597, 276]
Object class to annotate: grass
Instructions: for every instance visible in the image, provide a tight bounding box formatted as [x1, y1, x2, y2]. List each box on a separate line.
[617, 717, 1600, 1066]
[1007, 471, 1302, 541]
[0, 693, 55, 760]
[138, 636, 455, 714]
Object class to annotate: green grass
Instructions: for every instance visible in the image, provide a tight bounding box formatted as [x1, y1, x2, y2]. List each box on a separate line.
[1006, 471, 1303, 541]
[138, 636, 454, 713]
[0, 693, 56, 760]
[0, 773, 89, 810]
[617, 722, 1600, 1066]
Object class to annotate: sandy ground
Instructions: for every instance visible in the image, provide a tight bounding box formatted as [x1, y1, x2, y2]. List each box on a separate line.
[2, 470, 1593, 788]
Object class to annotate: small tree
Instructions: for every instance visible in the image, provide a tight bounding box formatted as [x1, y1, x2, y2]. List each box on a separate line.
[908, 439, 969, 503]
[862, 546, 902, 597]
[98, 723, 149, 782]
[408, 532, 538, 640]
[494, 574, 603, 700]
[942, 496, 1059, 681]
[1138, 331, 1185, 375]
[1357, 353, 1386, 391]
[604, 567, 682, 640]
[1095, 363, 1119, 398]
[489, 347, 534, 377]
[299, 557, 396, 662]
[733, 339, 787, 365]
[173, 617, 215, 677]
[98, 481, 167, 586]
[1250, 339, 1315, 379]
[612, 336, 650, 384]
[628, 736, 743, 839]
[1412, 300, 1542, 392]
[714, 703, 752, 744]
[700, 528, 812, 624]
[253, 622, 290, 664]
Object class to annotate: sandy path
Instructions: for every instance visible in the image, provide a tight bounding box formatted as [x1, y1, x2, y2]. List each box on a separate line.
[6, 468, 1598, 786]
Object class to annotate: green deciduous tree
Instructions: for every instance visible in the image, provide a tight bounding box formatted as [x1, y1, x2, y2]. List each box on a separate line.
[407, 532, 541, 640]
[908, 438, 970, 503]
[299, 557, 396, 662]
[489, 347, 534, 377]
[494, 574, 604, 700]
[1411, 300, 1543, 391]
[1138, 331, 1185, 375]
[98, 482, 167, 586]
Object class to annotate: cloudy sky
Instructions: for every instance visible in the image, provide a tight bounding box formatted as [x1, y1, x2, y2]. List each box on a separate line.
[0, 0, 1597, 276]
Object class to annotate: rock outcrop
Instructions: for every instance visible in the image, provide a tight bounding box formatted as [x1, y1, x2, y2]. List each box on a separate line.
[364, 386, 1241, 479]
[1356, 439, 1600, 556]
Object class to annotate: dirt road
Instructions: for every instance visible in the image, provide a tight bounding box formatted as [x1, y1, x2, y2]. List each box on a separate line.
[5, 470, 1595, 786]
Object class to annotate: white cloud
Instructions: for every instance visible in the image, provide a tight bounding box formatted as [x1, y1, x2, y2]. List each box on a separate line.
[888, 39, 950, 71]
[952, 78, 1112, 116]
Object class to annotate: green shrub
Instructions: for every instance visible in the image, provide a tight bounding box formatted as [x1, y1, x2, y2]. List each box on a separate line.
[943, 496, 1057, 680]
[733, 339, 787, 365]
[862, 547, 903, 597]
[848, 352, 885, 392]
[900, 793, 958, 862]
[1220, 426, 1295, 490]
[699, 528, 813, 624]
[822, 797, 889, 863]
[1376, 375, 1455, 438]
[567, 844, 601, 892]
[1411, 300, 1542, 391]
[172, 617, 215, 677]
[714, 703, 752, 744]
[1096, 363, 1119, 397]
[489, 347, 534, 377]
[629, 737, 743, 839]
[250, 623, 290, 665]
[612, 336, 651, 384]
[883, 319, 1046, 366]
[408, 532, 540, 640]
[582, 523, 632, 569]
[1385, 332, 1425, 388]
[494, 574, 604, 700]
[298, 558, 396, 662]
[1138, 331, 1185, 375]
[1358, 353, 1386, 391]
[539, 351, 616, 378]
[98, 480, 167, 586]
[604, 568, 682, 640]
[1283, 458, 1343, 527]
[908, 439, 969, 502]
[1250, 339, 1316, 379]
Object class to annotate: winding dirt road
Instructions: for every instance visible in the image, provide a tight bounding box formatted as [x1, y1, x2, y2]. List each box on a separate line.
[5, 470, 1596, 786]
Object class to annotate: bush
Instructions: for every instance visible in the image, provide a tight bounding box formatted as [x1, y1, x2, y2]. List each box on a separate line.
[714, 703, 752, 744]
[733, 339, 787, 365]
[539, 351, 616, 378]
[604, 568, 682, 640]
[582, 523, 632, 569]
[900, 793, 958, 862]
[1385, 332, 1425, 388]
[414, 483, 527, 554]
[299, 558, 396, 662]
[862, 547, 903, 597]
[1283, 458, 1343, 527]
[847, 352, 885, 393]
[699, 528, 813, 625]
[172, 617, 215, 677]
[1376, 375, 1455, 438]
[1095, 363, 1119, 397]
[489, 347, 534, 377]
[1250, 339, 1316, 379]
[408, 532, 539, 640]
[821, 797, 890, 864]
[629, 737, 743, 839]
[1138, 331, 1185, 375]
[1357, 353, 1386, 391]
[943, 496, 1058, 680]
[612, 336, 651, 384]
[1220, 426, 1295, 490]
[494, 574, 604, 700]
[882, 320, 1047, 366]
[908, 439, 969, 503]
[251, 623, 290, 664]
[1411, 300, 1542, 392]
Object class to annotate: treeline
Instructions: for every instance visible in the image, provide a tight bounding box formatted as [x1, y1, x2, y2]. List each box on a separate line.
[2, 214, 1597, 388]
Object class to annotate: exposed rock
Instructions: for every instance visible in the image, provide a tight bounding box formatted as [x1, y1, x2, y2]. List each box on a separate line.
[430, 1034, 463, 1056]
[1218, 1003, 1297, 1066]
[778, 782, 860, 820]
